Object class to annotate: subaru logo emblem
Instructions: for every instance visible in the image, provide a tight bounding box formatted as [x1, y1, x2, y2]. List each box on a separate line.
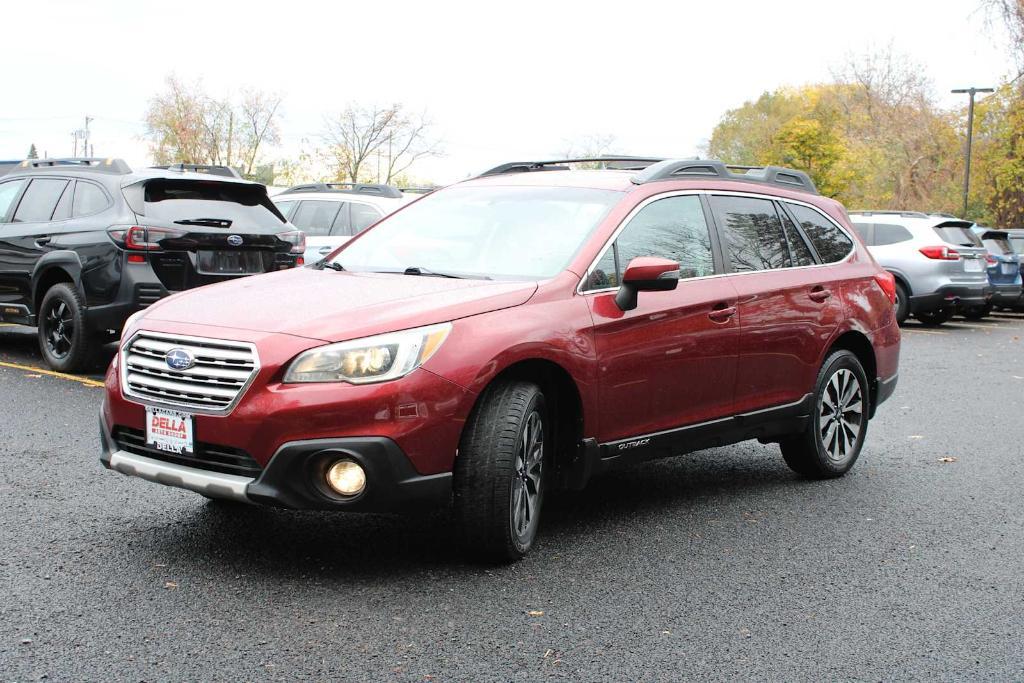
[226, 235, 243, 247]
[165, 348, 195, 371]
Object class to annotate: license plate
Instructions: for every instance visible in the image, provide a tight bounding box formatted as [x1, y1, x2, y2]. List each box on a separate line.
[145, 408, 194, 455]
[964, 258, 983, 272]
[196, 250, 265, 275]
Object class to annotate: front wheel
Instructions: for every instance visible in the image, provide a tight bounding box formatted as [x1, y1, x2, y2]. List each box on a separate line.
[780, 350, 869, 479]
[453, 379, 549, 562]
[37, 283, 92, 373]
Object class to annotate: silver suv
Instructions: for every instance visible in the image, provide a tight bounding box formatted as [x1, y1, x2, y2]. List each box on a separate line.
[849, 211, 989, 325]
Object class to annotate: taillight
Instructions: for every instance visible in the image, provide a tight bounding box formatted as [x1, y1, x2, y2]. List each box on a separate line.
[107, 226, 185, 251]
[985, 255, 998, 266]
[873, 270, 897, 304]
[277, 230, 306, 254]
[919, 245, 960, 260]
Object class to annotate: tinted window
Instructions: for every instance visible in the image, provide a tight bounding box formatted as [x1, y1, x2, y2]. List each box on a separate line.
[851, 222, 870, 242]
[710, 195, 789, 272]
[291, 200, 341, 237]
[142, 179, 285, 229]
[787, 204, 854, 263]
[330, 203, 352, 236]
[350, 202, 383, 233]
[0, 179, 26, 221]
[13, 179, 69, 223]
[933, 225, 982, 247]
[780, 206, 816, 266]
[51, 181, 74, 221]
[981, 236, 1012, 255]
[72, 182, 108, 217]
[587, 194, 715, 289]
[873, 223, 913, 246]
[273, 200, 297, 218]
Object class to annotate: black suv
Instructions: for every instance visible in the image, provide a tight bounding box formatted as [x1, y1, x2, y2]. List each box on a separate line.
[0, 158, 304, 372]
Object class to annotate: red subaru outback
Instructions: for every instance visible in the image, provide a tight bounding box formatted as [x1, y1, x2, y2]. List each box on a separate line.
[100, 158, 900, 560]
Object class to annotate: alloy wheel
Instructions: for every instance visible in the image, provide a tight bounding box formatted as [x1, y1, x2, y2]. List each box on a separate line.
[510, 410, 544, 542]
[818, 368, 863, 463]
[43, 299, 74, 360]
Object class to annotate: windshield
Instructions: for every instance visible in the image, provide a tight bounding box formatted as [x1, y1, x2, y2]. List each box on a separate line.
[328, 185, 621, 279]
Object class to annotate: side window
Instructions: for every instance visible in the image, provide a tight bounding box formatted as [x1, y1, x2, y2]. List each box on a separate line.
[0, 179, 26, 222]
[779, 204, 816, 266]
[873, 223, 913, 246]
[709, 195, 789, 272]
[51, 181, 75, 221]
[290, 200, 341, 237]
[274, 200, 297, 219]
[850, 222, 871, 244]
[787, 204, 854, 263]
[12, 179, 70, 223]
[585, 194, 715, 290]
[351, 203, 383, 233]
[330, 202, 352, 236]
[71, 181, 109, 217]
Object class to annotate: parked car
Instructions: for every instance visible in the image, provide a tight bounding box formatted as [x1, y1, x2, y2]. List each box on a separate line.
[1004, 229, 1024, 311]
[848, 211, 990, 325]
[970, 227, 1023, 316]
[272, 183, 410, 263]
[0, 158, 304, 372]
[101, 157, 900, 561]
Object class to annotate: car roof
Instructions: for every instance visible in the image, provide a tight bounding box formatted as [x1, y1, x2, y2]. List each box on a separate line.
[458, 169, 637, 192]
[271, 191, 408, 206]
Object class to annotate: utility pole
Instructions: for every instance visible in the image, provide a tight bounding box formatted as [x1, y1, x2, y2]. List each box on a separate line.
[83, 116, 93, 158]
[951, 87, 994, 219]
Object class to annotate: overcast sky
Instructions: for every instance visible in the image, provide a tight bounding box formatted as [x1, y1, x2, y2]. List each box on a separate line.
[2, 0, 1012, 183]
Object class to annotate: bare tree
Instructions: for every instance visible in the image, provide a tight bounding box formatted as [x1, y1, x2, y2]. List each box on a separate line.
[984, 0, 1024, 70]
[559, 133, 618, 160]
[239, 89, 283, 177]
[322, 104, 440, 183]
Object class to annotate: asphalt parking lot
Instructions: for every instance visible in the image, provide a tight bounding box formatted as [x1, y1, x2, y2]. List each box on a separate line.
[1, 315, 1023, 682]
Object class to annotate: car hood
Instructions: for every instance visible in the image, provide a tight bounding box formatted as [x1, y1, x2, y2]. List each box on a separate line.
[143, 267, 538, 342]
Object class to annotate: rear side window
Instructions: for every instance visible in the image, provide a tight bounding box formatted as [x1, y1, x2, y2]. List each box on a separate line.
[0, 179, 26, 221]
[779, 206, 816, 266]
[873, 223, 913, 246]
[786, 204, 854, 263]
[587, 195, 715, 289]
[13, 178, 69, 223]
[851, 223, 870, 243]
[709, 195, 789, 272]
[933, 224, 982, 247]
[72, 182, 109, 217]
[351, 203, 383, 233]
[141, 179, 286, 229]
[331, 203, 352, 236]
[291, 200, 341, 237]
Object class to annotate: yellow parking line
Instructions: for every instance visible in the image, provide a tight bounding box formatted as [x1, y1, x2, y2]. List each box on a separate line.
[0, 323, 18, 327]
[902, 329, 948, 336]
[0, 361, 104, 388]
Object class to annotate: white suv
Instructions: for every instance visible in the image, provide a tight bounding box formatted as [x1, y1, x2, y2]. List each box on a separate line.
[272, 183, 412, 263]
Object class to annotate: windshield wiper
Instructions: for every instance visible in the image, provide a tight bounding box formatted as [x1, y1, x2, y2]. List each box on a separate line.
[173, 218, 233, 228]
[403, 266, 490, 280]
[318, 261, 344, 271]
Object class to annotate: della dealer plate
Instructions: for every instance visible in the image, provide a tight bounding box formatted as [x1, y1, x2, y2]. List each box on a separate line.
[145, 408, 195, 455]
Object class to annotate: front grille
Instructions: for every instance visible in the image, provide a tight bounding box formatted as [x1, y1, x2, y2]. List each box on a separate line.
[113, 426, 262, 477]
[122, 332, 259, 413]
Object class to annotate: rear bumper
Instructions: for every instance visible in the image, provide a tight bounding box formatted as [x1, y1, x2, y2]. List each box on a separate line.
[909, 283, 990, 313]
[872, 373, 898, 418]
[100, 411, 452, 512]
[988, 282, 1023, 305]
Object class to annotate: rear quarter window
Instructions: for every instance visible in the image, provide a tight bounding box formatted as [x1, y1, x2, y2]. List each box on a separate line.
[872, 223, 913, 246]
[786, 203, 854, 263]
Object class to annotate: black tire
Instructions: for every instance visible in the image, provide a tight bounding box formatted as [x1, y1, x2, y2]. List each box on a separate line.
[893, 281, 910, 325]
[779, 349, 869, 479]
[963, 304, 992, 320]
[915, 308, 951, 326]
[453, 379, 549, 562]
[37, 283, 93, 373]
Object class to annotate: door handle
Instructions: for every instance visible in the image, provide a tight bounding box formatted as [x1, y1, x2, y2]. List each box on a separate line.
[809, 287, 832, 302]
[708, 305, 737, 322]
[35, 236, 52, 247]
[318, 246, 333, 254]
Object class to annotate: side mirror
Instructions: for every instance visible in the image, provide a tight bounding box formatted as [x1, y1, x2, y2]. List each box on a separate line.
[614, 256, 680, 311]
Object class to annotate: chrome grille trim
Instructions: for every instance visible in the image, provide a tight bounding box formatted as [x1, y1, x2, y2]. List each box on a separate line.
[120, 331, 260, 415]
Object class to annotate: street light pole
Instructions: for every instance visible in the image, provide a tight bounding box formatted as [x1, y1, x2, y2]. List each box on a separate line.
[951, 86, 994, 219]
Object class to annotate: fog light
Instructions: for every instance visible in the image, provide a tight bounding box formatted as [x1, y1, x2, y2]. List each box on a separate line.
[326, 459, 366, 497]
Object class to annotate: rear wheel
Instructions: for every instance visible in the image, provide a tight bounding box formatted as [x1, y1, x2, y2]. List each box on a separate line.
[37, 283, 92, 373]
[963, 304, 992, 320]
[780, 350, 869, 479]
[915, 308, 951, 326]
[453, 379, 548, 562]
[893, 281, 910, 325]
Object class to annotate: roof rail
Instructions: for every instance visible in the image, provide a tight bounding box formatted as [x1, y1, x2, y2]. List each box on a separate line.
[16, 157, 132, 174]
[398, 186, 443, 195]
[279, 182, 404, 199]
[849, 210, 932, 219]
[630, 159, 818, 195]
[151, 163, 241, 178]
[479, 156, 665, 177]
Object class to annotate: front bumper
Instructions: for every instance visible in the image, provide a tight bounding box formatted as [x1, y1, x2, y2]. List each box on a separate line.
[100, 415, 452, 511]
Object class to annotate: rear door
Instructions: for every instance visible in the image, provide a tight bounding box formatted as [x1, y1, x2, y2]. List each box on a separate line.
[585, 193, 740, 442]
[0, 177, 69, 314]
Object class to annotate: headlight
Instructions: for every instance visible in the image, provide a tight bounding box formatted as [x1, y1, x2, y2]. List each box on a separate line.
[283, 323, 452, 384]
